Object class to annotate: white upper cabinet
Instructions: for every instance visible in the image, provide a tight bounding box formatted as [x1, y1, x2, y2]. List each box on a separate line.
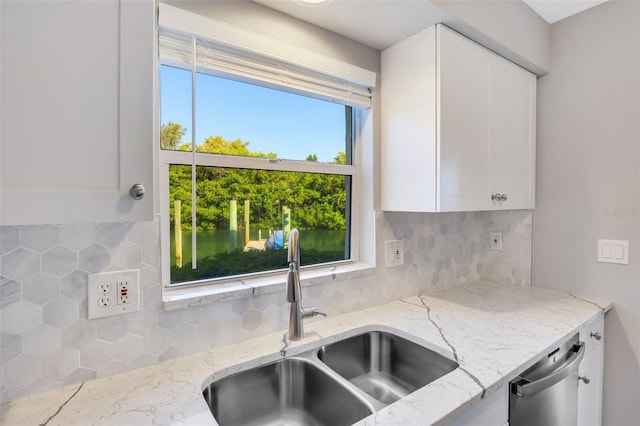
[488, 54, 537, 210]
[382, 24, 536, 212]
[0, 0, 154, 225]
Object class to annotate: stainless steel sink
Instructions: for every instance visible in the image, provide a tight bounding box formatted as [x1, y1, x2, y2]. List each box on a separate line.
[203, 358, 373, 426]
[202, 330, 458, 426]
[317, 331, 458, 405]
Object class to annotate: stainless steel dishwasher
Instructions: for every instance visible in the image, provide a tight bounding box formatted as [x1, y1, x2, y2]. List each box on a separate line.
[509, 334, 585, 426]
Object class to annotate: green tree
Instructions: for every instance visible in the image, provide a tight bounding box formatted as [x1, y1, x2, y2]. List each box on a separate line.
[161, 122, 186, 150]
[333, 151, 347, 165]
[199, 135, 276, 158]
[306, 154, 318, 162]
[168, 131, 349, 233]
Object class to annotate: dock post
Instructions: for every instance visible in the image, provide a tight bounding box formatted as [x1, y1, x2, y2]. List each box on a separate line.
[282, 205, 291, 247]
[244, 200, 250, 247]
[230, 198, 237, 251]
[174, 200, 183, 268]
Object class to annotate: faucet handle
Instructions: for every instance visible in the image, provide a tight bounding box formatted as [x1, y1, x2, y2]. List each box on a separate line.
[303, 306, 327, 318]
[313, 309, 328, 317]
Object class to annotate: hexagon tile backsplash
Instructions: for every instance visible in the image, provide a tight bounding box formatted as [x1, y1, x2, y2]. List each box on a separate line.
[0, 210, 531, 402]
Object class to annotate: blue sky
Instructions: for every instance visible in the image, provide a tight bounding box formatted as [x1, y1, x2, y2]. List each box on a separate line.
[160, 65, 347, 163]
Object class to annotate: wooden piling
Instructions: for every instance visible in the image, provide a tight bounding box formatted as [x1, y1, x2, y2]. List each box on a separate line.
[230, 198, 238, 251]
[174, 200, 182, 268]
[282, 205, 291, 247]
[244, 200, 250, 246]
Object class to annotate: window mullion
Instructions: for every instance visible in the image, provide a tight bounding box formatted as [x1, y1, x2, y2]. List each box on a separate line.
[160, 150, 354, 176]
[191, 36, 198, 270]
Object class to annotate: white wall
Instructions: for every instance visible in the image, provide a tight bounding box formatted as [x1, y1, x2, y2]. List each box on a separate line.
[532, 1, 640, 424]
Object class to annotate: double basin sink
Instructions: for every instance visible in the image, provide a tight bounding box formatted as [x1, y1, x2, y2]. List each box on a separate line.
[202, 330, 458, 426]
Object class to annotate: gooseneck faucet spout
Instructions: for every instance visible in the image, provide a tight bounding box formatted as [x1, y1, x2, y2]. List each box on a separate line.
[286, 229, 326, 341]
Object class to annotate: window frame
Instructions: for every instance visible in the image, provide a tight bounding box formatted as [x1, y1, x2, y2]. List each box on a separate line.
[156, 4, 377, 305]
[158, 66, 362, 288]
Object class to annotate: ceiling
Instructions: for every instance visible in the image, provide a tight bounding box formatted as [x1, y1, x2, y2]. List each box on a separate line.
[522, 0, 609, 24]
[253, 0, 452, 51]
[253, 0, 610, 50]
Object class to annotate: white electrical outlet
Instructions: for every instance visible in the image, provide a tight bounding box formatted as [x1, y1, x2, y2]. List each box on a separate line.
[98, 282, 111, 293]
[490, 232, 503, 251]
[88, 269, 140, 319]
[385, 240, 404, 267]
[117, 280, 130, 305]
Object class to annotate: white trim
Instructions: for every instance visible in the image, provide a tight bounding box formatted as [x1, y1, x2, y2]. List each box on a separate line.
[159, 161, 171, 285]
[190, 36, 198, 270]
[163, 261, 375, 310]
[158, 3, 376, 89]
[159, 150, 355, 176]
[355, 107, 376, 267]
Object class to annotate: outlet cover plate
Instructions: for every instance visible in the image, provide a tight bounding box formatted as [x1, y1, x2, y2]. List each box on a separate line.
[385, 240, 404, 268]
[88, 269, 140, 319]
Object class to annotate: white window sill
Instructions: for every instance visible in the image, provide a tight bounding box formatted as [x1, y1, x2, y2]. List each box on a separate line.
[162, 262, 376, 311]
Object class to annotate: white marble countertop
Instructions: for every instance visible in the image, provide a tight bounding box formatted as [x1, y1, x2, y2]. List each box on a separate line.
[0, 280, 610, 426]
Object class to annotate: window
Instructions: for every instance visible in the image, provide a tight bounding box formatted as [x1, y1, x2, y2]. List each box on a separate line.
[160, 67, 355, 284]
[157, 12, 374, 287]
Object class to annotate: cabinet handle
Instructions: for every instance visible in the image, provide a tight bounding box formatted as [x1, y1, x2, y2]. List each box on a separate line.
[590, 331, 602, 341]
[500, 194, 508, 202]
[129, 184, 145, 200]
[579, 376, 591, 384]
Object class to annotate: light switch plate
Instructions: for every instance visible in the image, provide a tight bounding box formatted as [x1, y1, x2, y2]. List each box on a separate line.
[597, 239, 629, 265]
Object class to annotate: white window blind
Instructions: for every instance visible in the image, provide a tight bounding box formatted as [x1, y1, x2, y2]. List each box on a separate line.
[158, 4, 375, 108]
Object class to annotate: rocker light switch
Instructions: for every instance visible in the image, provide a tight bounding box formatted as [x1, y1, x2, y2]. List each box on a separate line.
[597, 239, 629, 265]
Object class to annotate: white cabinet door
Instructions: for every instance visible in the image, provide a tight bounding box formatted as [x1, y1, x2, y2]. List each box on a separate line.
[580, 313, 605, 355]
[381, 24, 536, 213]
[577, 343, 604, 426]
[380, 26, 438, 212]
[489, 55, 536, 210]
[438, 25, 493, 212]
[0, 0, 154, 225]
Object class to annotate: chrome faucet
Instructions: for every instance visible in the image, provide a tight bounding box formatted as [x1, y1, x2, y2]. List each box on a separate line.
[286, 229, 326, 340]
